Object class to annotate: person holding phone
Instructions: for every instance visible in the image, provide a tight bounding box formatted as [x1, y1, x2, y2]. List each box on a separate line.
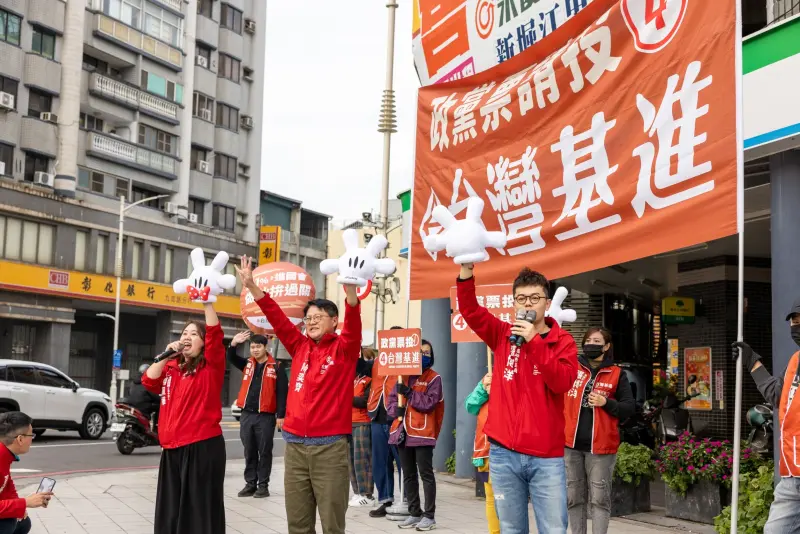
[141, 301, 227, 534]
[0, 412, 53, 534]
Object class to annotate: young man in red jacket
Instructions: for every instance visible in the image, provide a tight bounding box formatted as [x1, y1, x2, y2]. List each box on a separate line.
[457, 263, 578, 534]
[238, 258, 361, 534]
[0, 412, 52, 534]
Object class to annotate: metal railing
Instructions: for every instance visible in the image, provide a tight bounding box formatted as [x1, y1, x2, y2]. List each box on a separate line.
[89, 132, 178, 176]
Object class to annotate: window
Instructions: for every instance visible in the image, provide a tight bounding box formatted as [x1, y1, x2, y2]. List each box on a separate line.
[218, 54, 240, 83]
[193, 92, 213, 119]
[23, 153, 50, 182]
[148, 245, 159, 280]
[0, 9, 22, 46]
[140, 70, 183, 104]
[0, 75, 18, 109]
[220, 4, 243, 34]
[164, 248, 173, 282]
[102, 0, 142, 28]
[131, 186, 161, 208]
[38, 368, 73, 389]
[190, 146, 208, 170]
[131, 241, 142, 279]
[27, 89, 52, 118]
[75, 231, 88, 271]
[78, 167, 89, 188]
[31, 28, 56, 59]
[95, 234, 108, 273]
[213, 153, 237, 181]
[138, 124, 177, 156]
[196, 43, 211, 67]
[8, 367, 37, 385]
[144, 3, 182, 47]
[0, 143, 12, 176]
[197, 0, 213, 18]
[115, 177, 129, 198]
[90, 171, 104, 193]
[215, 103, 239, 132]
[212, 204, 235, 232]
[82, 54, 110, 73]
[79, 113, 105, 132]
[0, 215, 54, 264]
[188, 198, 205, 224]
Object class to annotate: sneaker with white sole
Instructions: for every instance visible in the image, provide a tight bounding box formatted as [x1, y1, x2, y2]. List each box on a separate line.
[350, 494, 375, 507]
[398, 516, 421, 529]
[415, 518, 436, 531]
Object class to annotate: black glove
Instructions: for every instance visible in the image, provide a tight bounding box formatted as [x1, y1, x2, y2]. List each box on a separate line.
[732, 341, 761, 372]
[396, 406, 407, 418]
[396, 383, 411, 397]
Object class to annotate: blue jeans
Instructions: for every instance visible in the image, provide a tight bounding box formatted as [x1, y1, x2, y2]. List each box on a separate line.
[489, 443, 568, 534]
[0, 517, 31, 534]
[371, 422, 402, 503]
[765, 477, 800, 533]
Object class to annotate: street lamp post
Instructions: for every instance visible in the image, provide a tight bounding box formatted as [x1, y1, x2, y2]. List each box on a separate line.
[109, 194, 168, 406]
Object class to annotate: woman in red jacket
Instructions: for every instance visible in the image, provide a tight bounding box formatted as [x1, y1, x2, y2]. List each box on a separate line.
[142, 301, 226, 534]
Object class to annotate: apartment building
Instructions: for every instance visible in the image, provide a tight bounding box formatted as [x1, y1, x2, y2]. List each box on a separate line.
[0, 0, 266, 402]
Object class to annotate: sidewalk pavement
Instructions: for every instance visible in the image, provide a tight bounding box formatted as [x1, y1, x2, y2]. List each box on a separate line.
[22, 459, 715, 534]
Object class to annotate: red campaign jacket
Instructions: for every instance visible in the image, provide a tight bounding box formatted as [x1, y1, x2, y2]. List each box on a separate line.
[255, 294, 362, 437]
[563, 363, 623, 454]
[474, 403, 490, 461]
[0, 446, 25, 520]
[367, 366, 397, 419]
[353, 375, 372, 424]
[236, 356, 279, 414]
[141, 323, 225, 449]
[778, 352, 800, 477]
[457, 276, 579, 458]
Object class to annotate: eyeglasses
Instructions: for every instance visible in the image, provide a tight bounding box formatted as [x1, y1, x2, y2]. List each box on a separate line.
[17, 433, 34, 439]
[515, 294, 545, 305]
[303, 314, 330, 324]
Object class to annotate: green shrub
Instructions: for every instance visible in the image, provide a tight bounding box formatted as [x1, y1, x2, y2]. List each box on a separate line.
[614, 442, 655, 486]
[446, 429, 456, 474]
[714, 461, 774, 534]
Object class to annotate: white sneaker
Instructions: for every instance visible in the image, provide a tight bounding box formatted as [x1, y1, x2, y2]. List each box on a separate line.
[350, 495, 375, 507]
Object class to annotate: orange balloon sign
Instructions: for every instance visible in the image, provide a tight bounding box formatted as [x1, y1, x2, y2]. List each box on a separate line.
[240, 262, 316, 335]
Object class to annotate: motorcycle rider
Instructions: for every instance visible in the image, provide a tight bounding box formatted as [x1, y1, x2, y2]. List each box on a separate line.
[122, 364, 160, 423]
[735, 296, 800, 533]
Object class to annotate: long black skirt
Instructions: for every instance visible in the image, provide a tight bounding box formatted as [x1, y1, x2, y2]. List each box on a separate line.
[154, 434, 226, 534]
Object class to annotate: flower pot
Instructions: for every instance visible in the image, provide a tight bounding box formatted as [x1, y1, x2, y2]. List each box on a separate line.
[665, 481, 730, 524]
[611, 477, 651, 516]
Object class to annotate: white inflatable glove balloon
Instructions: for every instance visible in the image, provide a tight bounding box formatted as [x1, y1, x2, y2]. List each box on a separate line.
[173, 248, 237, 303]
[320, 229, 396, 287]
[546, 286, 577, 327]
[423, 196, 507, 264]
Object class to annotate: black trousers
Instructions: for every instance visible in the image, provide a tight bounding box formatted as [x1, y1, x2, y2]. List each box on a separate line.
[399, 445, 436, 519]
[0, 518, 31, 534]
[155, 435, 226, 534]
[240, 410, 276, 488]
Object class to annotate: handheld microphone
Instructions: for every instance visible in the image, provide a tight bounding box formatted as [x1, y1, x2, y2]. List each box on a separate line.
[154, 348, 178, 363]
[512, 311, 538, 347]
[508, 310, 527, 345]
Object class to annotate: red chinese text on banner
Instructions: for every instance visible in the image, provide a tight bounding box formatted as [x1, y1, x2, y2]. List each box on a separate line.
[410, 0, 739, 300]
[376, 328, 423, 377]
[449, 284, 514, 343]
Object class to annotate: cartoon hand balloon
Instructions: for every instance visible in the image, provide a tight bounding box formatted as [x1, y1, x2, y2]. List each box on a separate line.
[546, 286, 577, 327]
[424, 196, 507, 264]
[321, 229, 396, 287]
[173, 248, 237, 303]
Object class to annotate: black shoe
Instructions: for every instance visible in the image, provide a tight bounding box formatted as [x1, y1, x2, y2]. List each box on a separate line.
[238, 484, 257, 497]
[370, 502, 392, 518]
[254, 487, 270, 498]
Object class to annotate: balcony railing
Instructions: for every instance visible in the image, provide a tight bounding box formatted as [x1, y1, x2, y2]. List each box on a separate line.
[94, 14, 182, 69]
[90, 73, 178, 121]
[280, 230, 327, 251]
[157, 0, 182, 11]
[89, 132, 178, 177]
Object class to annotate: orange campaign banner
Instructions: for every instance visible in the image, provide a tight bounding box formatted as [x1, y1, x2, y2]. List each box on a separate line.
[376, 328, 423, 377]
[410, 0, 741, 300]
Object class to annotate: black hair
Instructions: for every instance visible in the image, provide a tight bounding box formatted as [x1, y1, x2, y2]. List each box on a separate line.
[250, 334, 269, 346]
[303, 298, 339, 318]
[0, 411, 32, 446]
[513, 267, 550, 298]
[421, 339, 434, 358]
[390, 326, 403, 330]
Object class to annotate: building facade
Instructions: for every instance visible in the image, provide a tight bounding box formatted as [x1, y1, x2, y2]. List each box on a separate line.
[0, 0, 266, 403]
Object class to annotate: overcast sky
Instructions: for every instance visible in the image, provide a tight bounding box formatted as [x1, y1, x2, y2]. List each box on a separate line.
[260, 2, 419, 224]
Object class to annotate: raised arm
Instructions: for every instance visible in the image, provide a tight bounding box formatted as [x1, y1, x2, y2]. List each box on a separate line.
[203, 320, 225, 370]
[339, 285, 362, 359]
[227, 331, 251, 371]
[456, 265, 508, 352]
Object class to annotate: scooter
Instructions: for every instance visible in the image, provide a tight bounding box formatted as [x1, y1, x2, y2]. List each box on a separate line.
[747, 403, 773, 457]
[111, 402, 159, 455]
[620, 400, 658, 448]
[655, 389, 704, 444]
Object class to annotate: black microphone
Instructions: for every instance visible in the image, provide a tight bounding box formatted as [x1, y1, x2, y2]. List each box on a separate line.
[512, 311, 537, 347]
[509, 310, 527, 345]
[154, 348, 178, 363]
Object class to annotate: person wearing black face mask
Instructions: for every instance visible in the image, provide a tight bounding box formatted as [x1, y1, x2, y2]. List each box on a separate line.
[563, 327, 635, 534]
[735, 297, 800, 533]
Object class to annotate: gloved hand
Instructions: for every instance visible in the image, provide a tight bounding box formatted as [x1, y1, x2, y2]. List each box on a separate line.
[395, 406, 407, 418]
[173, 248, 237, 303]
[396, 383, 411, 397]
[545, 286, 577, 326]
[732, 341, 761, 372]
[423, 196, 507, 264]
[320, 229, 396, 287]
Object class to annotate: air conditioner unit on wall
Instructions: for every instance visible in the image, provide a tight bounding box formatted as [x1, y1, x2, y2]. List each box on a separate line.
[164, 202, 178, 215]
[40, 112, 58, 124]
[244, 19, 256, 34]
[240, 115, 253, 130]
[200, 108, 211, 121]
[196, 160, 210, 174]
[34, 172, 54, 187]
[195, 55, 208, 68]
[236, 212, 247, 226]
[0, 92, 14, 110]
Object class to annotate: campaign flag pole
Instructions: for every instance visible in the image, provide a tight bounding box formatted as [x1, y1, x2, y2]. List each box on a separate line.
[487, 345, 493, 373]
[730, 0, 746, 529]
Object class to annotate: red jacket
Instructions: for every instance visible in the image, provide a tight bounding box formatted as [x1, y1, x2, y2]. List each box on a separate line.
[0, 446, 25, 520]
[778, 352, 800, 477]
[457, 276, 578, 458]
[236, 356, 279, 414]
[564, 363, 623, 454]
[141, 323, 225, 449]
[255, 294, 362, 437]
[353, 375, 372, 423]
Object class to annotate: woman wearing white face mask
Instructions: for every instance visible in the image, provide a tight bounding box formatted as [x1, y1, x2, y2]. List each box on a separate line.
[563, 327, 635, 534]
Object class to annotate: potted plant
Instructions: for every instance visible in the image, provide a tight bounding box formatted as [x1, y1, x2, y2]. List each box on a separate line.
[612, 442, 655, 516]
[714, 460, 774, 534]
[656, 433, 755, 524]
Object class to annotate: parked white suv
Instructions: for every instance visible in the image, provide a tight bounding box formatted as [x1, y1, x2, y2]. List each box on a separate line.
[0, 360, 113, 440]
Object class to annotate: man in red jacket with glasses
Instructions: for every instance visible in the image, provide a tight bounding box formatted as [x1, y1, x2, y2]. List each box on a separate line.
[457, 263, 578, 534]
[237, 257, 361, 534]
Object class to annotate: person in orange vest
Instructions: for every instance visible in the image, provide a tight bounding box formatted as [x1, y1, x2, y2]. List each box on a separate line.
[228, 331, 288, 498]
[563, 327, 635, 534]
[387, 339, 444, 531]
[349, 347, 376, 507]
[465, 373, 500, 534]
[735, 297, 800, 533]
[367, 327, 403, 518]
